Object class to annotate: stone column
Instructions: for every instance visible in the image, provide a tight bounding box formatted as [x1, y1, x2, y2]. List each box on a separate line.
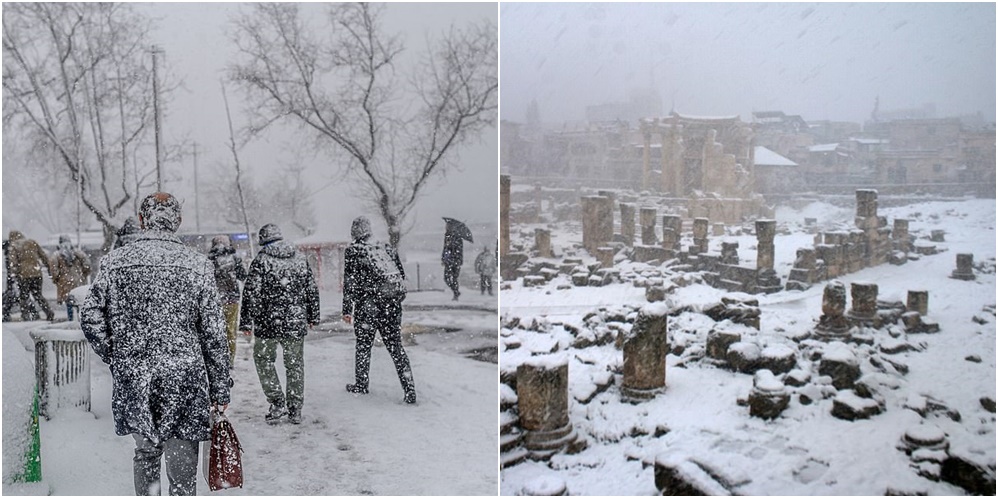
[500, 175, 511, 257]
[621, 307, 669, 402]
[755, 220, 776, 270]
[816, 280, 849, 339]
[692, 218, 709, 255]
[620, 203, 636, 246]
[951, 253, 975, 280]
[582, 196, 613, 254]
[856, 189, 878, 218]
[516, 357, 580, 457]
[662, 215, 682, 252]
[907, 290, 929, 316]
[596, 195, 614, 251]
[893, 219, 910, 253]
[748, 370, 790, 420]
[534, 184, 544, 215]
[640, 207, 658, 245]
[848, 282, 878, 321]
[535, 228, 553, 258]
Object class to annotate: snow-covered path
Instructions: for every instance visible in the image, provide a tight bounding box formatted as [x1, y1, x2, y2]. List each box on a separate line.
[3, 291, 498, 496]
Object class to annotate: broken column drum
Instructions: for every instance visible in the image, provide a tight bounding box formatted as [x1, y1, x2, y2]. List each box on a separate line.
[907, 290, 929, 316]
[662, 215, 682, 251]
[534, 229, 553, 258]
[847, 282, 878, 322]
[755, 220, 780, 293]
[816, 281, 850, 339]
[621, 308, 669, 402]
[620, 203, 636, 246]
[951, 253, 976, 281]
[748, 370, 790, 420]
[692, 218, 709, 254]
[581, 195, 614, 254]
[720, 242, 739, 266]
[640, 207, 658, 246]
[516, 359, 580, 458]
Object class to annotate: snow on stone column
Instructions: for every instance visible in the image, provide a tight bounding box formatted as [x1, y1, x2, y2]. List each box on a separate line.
[621, 303, 669, 402]
[755, 219, 780, 293]
[848, 282, 878, 324]
[662, 215, 682, 252]
[815, 280, 850, 340]
[692, 218, 709, 255]
[516, 356, 582, 458]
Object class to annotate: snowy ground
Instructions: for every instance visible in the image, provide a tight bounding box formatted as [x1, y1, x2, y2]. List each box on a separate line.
[3, 285, 498, 496]
[500, 197, 996, 495]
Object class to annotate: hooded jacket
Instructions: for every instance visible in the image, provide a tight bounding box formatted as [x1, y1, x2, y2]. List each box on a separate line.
[7, 231, 52, 279]
[239, 240, 320, 339]
[80, 230, 230, 442]
[51, 242, 91, 302]
[341, 235, 406, 317]
[208, 244, 246, 305]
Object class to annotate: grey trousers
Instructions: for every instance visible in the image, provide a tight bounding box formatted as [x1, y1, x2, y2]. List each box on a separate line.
[133, 435, 199, 496]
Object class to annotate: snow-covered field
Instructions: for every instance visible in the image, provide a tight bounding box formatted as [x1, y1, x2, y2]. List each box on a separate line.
[3, 288, 498, 496]
[500, 197, 996, 495]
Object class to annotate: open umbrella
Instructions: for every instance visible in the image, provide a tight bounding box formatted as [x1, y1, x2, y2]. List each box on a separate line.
[442, 217, 474, 243]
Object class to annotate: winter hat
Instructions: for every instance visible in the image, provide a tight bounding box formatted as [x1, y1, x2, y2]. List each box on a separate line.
[258, 223, 283, 245]
[139, 192, 182, 232]
[351, 216, 372, 241]
[211, 235, 231, 249]
[8, 230, 23, 241]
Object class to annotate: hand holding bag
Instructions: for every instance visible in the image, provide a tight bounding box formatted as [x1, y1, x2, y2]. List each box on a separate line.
[202, 409, 244, 491]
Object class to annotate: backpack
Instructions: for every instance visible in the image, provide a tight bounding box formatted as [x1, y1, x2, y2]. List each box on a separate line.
[360, 242, 406, 301]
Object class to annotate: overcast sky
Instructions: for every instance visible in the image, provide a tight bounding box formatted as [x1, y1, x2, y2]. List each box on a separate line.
[500, 2, 996, 125]
[143, 2, 497, 241]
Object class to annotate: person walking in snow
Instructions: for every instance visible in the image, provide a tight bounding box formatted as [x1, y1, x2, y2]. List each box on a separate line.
[239, 223, 319, 425]
[342, 216, 416, 404]
[473, 245, 496, 296]
[7, 229, 55, 321]
[441, 230, 464, 301]
[80, 192, 231, 496]
[114, 216, 141, 249]
[50, 235, 91, 320]
[2, 238, 26, 322]
[209, 236, 246, 366]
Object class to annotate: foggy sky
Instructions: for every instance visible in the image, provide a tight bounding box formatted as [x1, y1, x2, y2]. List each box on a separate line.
[144, 2, 497, 242]
[500, 2, 996, 125]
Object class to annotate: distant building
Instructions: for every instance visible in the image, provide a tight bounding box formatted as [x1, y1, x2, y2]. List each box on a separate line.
[753, 146, 802, 194]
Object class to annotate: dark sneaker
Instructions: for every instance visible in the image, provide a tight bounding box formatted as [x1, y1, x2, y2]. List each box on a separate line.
[265, 402, 287, 424]
[288, 408, 302, 425]
[346, 384, 369, 395]
[404, 391, 417, 404]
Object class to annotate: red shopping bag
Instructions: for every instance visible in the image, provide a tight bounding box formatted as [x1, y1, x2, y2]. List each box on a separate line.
[203, 411, 244, 491]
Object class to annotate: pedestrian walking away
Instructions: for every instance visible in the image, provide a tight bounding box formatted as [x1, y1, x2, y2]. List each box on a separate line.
[114, 216, 142, 249]
[474, 245, 496, 296]
[50, 235, 91, 320]
[441, 229, 465, 301]
[209, 235, 247, 366]
[7, 229, 55, 321]
[239, 223, 319, 425]
[80, 192, 231, 496]
[342, 216, 416, 404]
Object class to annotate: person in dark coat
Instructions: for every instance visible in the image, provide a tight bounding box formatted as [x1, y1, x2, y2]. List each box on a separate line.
[7, 229, 55, 321]
[473, 245, 496, 296]
[113, 216, 141, 249]
[342, 216, 416, 404]
[441, 230, 464, 301]
[239, 223, 319, 425]
[50, 234, 91, 320]
[209, 236, 246, 366]
[81, 192, 230, 496]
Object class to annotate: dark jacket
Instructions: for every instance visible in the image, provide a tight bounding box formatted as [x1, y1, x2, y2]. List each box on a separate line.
[208, 245, 246, 305]
[441, 233, 464, 268]
[80, 231, 230, 442]
[239, 240, 319, 339]
[342, 237, 406, 317]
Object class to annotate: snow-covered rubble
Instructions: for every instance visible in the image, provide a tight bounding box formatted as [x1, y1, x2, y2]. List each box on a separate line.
[500, 197, 996, 495]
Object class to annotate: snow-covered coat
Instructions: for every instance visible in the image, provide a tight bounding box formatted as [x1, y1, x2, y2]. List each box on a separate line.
[441, 233, 464, 268]
[7, 231, 51, 279]
[239, 240, 319, 339]
[474, 249, 496, 277]
[51, 248, 91, 303]
[80, 231, 230, 442]
[341, 237, 406, 317]
[208, 245, 246, 305]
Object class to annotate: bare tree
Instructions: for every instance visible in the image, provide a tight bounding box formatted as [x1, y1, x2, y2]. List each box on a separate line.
[2, 3, 158, 250]
[229, 3, 497, 247]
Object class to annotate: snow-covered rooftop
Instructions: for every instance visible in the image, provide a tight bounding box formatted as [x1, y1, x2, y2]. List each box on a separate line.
[753, 146, 797, 166]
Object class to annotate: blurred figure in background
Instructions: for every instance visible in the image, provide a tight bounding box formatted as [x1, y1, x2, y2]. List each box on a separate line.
[474, 245, 496, 296]
[7, 229, 54, 321]
[51, 234, 91, 320]
[208, 235, 246, 366]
